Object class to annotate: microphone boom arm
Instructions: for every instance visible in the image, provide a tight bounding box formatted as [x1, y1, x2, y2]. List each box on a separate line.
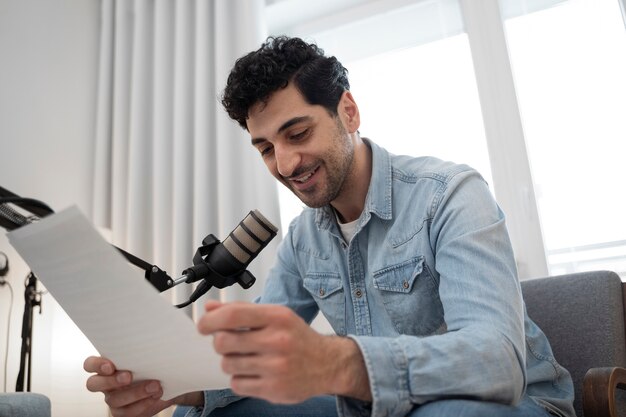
[114, 232, 256, 303]
[1, 185, 267, 308]
[114, 246, 176, 293]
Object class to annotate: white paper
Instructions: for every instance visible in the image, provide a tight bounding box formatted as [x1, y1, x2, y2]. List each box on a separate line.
[7, 206, 230, 400]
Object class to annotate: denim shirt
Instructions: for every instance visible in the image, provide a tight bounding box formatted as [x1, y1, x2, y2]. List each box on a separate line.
[188, 139, 575, 417]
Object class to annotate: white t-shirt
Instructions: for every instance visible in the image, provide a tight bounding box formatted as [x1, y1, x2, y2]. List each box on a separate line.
[336, 213, 358, 244]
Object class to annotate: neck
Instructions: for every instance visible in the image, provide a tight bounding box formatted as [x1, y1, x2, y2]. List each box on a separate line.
[331, 137, 372, 223]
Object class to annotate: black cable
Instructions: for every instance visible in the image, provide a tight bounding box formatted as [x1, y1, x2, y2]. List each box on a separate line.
[175, 280, 213, 309]
[175, 299, 193, 309]
[0, 197, 53, 215]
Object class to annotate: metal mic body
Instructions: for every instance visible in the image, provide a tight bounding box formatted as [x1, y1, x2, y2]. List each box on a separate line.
[180, 209, 278, 293]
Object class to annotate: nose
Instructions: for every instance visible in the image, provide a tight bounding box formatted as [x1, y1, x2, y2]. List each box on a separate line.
[274, 144, 301, 178]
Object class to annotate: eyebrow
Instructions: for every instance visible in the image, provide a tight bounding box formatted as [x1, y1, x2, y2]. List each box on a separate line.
[251, 115, 313, 146]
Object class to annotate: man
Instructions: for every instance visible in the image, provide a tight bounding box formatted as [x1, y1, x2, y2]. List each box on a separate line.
[84, 36, 575, 417]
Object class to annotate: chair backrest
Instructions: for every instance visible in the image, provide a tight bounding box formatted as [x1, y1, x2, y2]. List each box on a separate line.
[521, 270, 626, 417]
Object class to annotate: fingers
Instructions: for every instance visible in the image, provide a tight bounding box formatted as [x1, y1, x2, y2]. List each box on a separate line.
[105, 380, 163, 408]
[171, 391, 204, 407]
[204, 299, 223, 312]
[213, 329, 256, 355]
[86, 370, 132, 393]
[229, 375, 264, 398]
[198, 302, 267, 333]
[84, 356, 115, 375]
[197, 302, 291, 334]
[221, 353, 273, 376]
[97, 376, 168, 417]
[83, 355, 172, 417]
[84, 356, 132, 395]
[109, 396, 168, 417]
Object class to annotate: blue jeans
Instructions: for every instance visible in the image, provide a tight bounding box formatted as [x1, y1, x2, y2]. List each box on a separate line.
[174, 394, 553, 417]
[408, 395, 554, 417]
[173, 396, 337, 417]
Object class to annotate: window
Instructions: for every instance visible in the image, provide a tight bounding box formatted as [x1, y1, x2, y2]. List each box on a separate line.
[347, 34, 492, 188]
[502, 0, 626, 276]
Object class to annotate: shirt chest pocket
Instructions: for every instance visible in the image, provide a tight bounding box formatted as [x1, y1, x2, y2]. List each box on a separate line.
[303, 272, 346, 335]
[373, 256, 445, 336]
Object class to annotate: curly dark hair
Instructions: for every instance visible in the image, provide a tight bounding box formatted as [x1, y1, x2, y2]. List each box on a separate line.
[221, 36, 350, 129]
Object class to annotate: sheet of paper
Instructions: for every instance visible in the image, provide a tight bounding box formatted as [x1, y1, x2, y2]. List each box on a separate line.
[7, 206, 230, 400]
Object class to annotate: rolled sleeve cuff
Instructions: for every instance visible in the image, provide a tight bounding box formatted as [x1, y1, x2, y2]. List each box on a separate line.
[180, 389, 244, 417]
[337, 335, 413, 417]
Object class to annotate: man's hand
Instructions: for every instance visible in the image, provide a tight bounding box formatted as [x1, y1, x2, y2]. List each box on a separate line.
[83, 356, 203, 417]
[197, 301, 372, 404]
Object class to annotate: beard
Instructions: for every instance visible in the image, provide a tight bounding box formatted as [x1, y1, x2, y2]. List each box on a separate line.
[284, 119, 355, 208]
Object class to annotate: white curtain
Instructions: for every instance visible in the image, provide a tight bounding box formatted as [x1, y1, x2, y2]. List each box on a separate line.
[92, 0, 280, 319]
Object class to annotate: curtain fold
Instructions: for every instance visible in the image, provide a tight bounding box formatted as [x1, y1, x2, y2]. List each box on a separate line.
[92, 0, 280, 318]
[152, 0, 175, 285]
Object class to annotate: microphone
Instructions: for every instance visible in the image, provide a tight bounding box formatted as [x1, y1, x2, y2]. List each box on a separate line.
[175, 209, 278, 307]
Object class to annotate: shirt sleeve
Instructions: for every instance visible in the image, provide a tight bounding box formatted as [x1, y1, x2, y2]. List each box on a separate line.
[176, 389, 244, 417]
[339, 171, 527, 417]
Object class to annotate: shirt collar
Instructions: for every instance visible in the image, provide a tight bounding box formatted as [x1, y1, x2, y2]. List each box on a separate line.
[315, 138, 393, 230]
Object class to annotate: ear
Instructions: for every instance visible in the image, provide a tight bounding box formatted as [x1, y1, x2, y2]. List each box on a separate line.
[338, 90, 360, 134]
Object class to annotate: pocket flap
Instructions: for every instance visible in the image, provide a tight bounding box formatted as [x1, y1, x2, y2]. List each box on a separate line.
[303, 272, 343, 299]
[373, 257, 424, 293]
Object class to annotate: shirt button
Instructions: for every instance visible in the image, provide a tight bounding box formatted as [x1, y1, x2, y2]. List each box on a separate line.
[403, 280, 410, 289]
[355, 289, 363, 298]
[319, 288, 325, 297]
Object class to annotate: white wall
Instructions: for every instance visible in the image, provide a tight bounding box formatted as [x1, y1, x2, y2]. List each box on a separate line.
[0, 0, 107, 415]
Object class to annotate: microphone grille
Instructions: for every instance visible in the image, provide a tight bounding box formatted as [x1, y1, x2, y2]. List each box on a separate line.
[223, 231, 252, 264]
[245, 210, 278, 239]
[223, 210, 278, 266]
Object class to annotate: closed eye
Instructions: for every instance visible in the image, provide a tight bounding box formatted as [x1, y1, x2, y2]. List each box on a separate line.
[290, 128, 309, 141]
[260, 144, 273, 156]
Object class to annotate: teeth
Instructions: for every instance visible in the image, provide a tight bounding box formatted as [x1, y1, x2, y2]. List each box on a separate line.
[295, 172, 313, 183]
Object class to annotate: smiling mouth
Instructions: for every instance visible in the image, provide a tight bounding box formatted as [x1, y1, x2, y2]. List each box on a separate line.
[288, 165, 320, 187]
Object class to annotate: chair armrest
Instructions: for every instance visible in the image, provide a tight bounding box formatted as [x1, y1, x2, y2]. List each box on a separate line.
[583, 367, 626, 417]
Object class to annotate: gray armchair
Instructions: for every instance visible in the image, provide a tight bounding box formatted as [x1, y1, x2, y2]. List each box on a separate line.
[521, 270, 626, 417]
[0, 392, 51, 417]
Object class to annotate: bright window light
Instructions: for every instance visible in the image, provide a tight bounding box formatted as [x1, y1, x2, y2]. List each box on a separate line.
[348, 34, 492, 188]
[503, 0, 626, 276]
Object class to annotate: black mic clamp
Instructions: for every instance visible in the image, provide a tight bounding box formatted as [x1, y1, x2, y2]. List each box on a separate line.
[182, 234, 255, 290]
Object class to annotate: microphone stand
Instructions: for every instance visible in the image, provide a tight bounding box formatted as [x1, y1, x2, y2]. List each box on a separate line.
[1, 186, 50, 392]
[15, 272, 41, 392]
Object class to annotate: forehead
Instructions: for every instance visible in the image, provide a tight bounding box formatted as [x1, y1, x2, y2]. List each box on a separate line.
[247, 84, 317, 136]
